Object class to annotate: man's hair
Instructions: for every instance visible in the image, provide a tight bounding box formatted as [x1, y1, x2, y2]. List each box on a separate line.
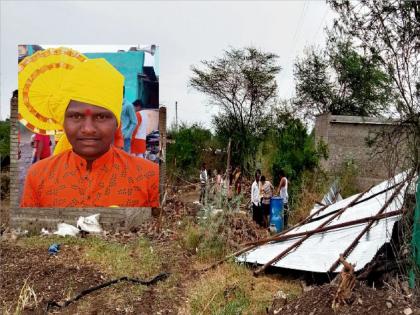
[133, 99, 143, 108]
[260, 175, 266, 182]
[279, 169, 285, 177]
[256, 169, 261, 175]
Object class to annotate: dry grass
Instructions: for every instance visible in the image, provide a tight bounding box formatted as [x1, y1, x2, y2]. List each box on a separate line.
[20, 235, 162, 278]
[289, 188, 324, 225]
[3, 278, 39, 315]
[289, 169, 329, 226]
[185, 262, 302, 315]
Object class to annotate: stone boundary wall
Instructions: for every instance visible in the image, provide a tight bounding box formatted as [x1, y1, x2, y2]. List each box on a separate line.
[315, 113, 407, 190]
[9, 95, 166, 231]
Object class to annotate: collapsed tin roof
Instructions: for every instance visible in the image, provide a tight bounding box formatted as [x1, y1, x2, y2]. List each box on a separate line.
[237, 171, 416, 274]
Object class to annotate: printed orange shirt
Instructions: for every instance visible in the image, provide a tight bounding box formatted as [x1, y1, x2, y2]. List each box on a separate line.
[21, 146, 159, 207]
[114, 125, 124, 150]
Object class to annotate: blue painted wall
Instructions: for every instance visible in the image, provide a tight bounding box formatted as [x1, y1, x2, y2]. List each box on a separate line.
[85, 51, 145, 104]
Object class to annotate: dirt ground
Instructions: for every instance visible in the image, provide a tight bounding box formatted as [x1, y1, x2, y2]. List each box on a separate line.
[0, 239, 189, 314]
[2, 183, 420, 315]
[268, 282, 420, 315]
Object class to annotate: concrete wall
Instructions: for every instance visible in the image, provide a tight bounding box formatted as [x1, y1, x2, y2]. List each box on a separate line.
[315, 113, 407, 190]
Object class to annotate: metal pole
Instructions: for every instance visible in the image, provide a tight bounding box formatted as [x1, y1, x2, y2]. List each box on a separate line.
[226, 138, 231, 177]
[175, 101, 178, 130]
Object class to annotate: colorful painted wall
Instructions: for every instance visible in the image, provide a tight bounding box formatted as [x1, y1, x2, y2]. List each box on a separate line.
[85, 51, 145, 104]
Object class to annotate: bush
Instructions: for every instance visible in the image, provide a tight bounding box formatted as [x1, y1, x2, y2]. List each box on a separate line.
[288, 169, 329, 225]
[258, 112, 328, 207]
[167, 123, 223, 180]
[336, 158, 359, 198]
[181, 224, 203, 254]
[0, 119, 10, 163]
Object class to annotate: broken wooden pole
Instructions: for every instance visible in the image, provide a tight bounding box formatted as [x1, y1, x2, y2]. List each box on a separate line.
[226, 138, 231, 178]
[202, 209, 404, 273]
[253, 185, 373, 276]
[246, 181, 405, 247]
[200, 244, 257, 272]
[200, 201, 334, 272]
[259, 209, 403, 244]
[328, 177, 409, 273]
[309, 181, 402, 224]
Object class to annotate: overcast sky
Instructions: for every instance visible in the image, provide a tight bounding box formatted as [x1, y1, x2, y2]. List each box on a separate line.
[0, 1, 335, 129]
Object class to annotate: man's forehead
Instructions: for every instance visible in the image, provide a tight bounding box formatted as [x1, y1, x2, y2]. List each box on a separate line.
[66, 100, 114, 114]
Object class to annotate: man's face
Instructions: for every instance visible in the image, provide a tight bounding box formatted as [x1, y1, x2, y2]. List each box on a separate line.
[64, 100, 117, 161]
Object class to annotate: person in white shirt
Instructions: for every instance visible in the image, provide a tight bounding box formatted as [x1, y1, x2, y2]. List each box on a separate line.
[277, 169, 289, 227]
[251, 169, 262, 226]
[260, 175, 274, 228]
[199, 163, 208, 204]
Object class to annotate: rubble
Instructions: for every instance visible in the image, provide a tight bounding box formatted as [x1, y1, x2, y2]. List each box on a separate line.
[268, 283, 418, 315]
[205, 210, 269, 251]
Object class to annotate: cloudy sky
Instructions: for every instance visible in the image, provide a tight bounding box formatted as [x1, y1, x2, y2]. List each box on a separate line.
[0, 1, 335, 128]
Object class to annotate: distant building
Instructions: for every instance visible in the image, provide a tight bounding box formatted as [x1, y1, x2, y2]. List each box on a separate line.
[315, 113, 408, 190]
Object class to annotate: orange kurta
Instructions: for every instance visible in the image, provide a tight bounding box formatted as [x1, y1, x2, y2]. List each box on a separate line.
[21, 146, 159, 207]
[114, 125, 124, 150]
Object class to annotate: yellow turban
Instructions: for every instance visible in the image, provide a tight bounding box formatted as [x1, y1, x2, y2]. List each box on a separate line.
[52, 59, 124, 154]
[18, 47, 124, 155]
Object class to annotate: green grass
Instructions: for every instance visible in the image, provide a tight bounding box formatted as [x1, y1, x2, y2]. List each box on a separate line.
[187, 262, 302, 315]
[181, 223, 203, 254]
[198, 234, 228, 261]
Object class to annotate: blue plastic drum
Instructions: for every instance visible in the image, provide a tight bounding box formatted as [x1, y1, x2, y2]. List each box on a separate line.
[270, 197, 284, 232]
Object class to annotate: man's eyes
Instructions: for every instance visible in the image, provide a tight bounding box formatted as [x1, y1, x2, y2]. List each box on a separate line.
[95, 114, 111, 120]
[68, 113, 111, 121]
[69, 113, 83, 120]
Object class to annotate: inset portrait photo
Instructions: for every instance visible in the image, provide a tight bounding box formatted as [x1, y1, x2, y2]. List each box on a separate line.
[18, 45, 160, 208]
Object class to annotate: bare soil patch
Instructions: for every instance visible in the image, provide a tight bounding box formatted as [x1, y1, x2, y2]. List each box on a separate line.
[269, 282, 420, 315]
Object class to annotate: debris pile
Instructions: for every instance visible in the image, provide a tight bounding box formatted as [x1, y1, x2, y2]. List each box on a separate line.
[206, 211, 269, 250]
[268, 282, 418, 315]
[332, 255, 356, 311]
[237, 171, 416, 275]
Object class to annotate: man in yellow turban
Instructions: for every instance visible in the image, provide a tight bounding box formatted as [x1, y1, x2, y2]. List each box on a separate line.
[19, 48, 159, 207]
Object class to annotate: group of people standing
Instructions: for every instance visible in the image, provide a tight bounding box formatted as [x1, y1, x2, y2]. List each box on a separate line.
[251, 169, 289, 229]
[199, 163, 243, 205]
[199, 163, 290, 230]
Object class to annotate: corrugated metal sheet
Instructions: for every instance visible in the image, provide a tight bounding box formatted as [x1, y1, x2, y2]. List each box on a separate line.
[237, 172, 413, 273]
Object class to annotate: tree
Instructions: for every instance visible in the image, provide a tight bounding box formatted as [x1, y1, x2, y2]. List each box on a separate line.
[293, 40, 392, 119]
[259, 110, 328, 207]
[328, 0, 420, 290]
[190, 47, 281, 171]
[166, 123, 214, 178]
[0, 119, 10, 163]
[293, 48, 334, 118]
[328, 0, 419, 171]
